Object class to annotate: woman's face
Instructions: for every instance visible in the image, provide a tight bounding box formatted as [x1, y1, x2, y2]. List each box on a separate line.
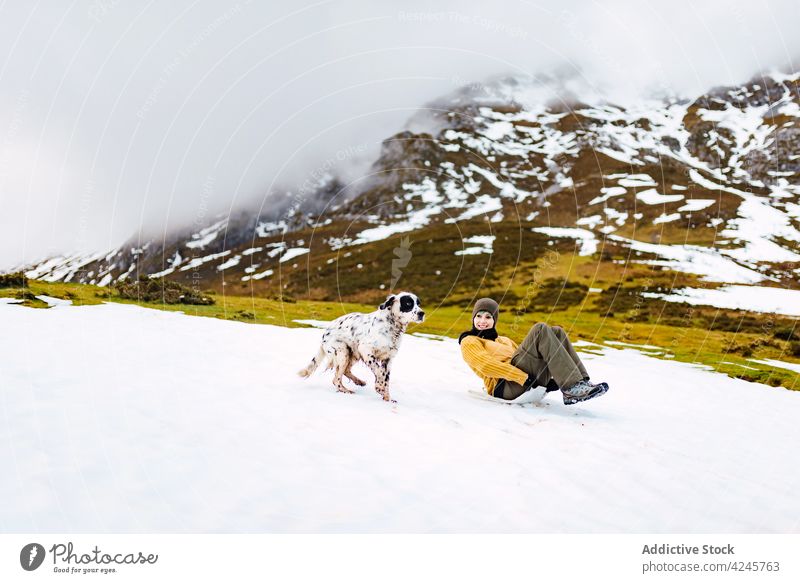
[473, 311, 494, 330]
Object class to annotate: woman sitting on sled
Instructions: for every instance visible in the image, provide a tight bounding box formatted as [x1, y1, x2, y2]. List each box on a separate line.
[458, 297, 609, 405]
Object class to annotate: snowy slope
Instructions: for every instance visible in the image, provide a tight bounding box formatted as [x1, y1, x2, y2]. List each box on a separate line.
[1, 301, 799, 533]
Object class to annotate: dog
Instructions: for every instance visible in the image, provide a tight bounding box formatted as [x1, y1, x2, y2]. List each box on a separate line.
[297, 292, 425, 402]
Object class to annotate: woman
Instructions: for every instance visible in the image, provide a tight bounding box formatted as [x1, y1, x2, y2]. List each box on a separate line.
[458, 297, 608, 405]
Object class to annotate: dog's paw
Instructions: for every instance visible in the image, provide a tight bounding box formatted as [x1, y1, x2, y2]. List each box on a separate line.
[336, 387, 355, 394]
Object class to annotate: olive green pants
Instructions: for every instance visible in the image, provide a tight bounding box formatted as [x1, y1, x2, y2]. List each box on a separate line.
[498, 322, 589, 400]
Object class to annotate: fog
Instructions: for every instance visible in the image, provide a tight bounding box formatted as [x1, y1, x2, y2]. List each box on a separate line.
[0, 0, 797, 269]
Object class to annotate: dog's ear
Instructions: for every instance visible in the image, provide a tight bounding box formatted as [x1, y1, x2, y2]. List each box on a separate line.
[379, 294, 396, 310]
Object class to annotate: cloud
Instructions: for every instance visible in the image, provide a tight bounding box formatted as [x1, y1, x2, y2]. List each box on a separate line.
[0, 0, 797, 269]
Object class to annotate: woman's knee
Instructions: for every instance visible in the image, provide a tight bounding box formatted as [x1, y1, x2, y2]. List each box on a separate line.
[531, 322, 547, 334]
[532, 322, 564, 337]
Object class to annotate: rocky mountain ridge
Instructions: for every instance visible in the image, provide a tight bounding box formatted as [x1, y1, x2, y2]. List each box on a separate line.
[17, 70, 800, 305]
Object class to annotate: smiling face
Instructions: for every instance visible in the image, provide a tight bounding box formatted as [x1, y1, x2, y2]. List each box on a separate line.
[473, 310, 494, 330]
[380, 292, 425, 324]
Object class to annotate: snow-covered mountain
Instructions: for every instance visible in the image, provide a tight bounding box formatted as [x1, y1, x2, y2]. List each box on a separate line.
[19, 70, 800, 303]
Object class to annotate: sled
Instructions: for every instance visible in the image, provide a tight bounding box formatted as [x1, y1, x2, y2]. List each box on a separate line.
[467, 385, 548, 406]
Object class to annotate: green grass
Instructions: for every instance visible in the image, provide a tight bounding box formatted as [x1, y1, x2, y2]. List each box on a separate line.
[0, 281, 103, 308]
[3, 275, 798, 391]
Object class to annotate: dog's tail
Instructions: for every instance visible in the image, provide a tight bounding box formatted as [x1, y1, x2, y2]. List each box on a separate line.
[298, 345, 326, 378]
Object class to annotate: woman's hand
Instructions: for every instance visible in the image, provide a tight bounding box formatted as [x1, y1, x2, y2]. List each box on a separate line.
[523, 375, 537, 390]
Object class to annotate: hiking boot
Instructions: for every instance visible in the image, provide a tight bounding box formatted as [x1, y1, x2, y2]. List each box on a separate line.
[562, 380, 608, 405]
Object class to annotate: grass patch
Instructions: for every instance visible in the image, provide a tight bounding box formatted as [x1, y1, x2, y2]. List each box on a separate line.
[0, 272, 28, 288]
[525, 278, 588, 312]
[114, 275, 215, 305]
[5, 274, 799, 391]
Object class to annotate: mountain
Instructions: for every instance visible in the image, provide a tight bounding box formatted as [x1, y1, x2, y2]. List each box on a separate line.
[19, 70, 800, 307]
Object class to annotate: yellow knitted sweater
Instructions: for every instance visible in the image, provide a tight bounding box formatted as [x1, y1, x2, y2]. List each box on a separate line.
[460, 335, 529, 395]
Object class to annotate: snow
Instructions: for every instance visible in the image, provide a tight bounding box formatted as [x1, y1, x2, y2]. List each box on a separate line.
[119, 261, 137, 281]
[652, 212, 681, 224]
[35, 295, 73, 308]
[346, 177, 444, 246]
[278, 248, 310, 264]
[643, 284, 800, 316]
[576, 215, 603, 229]
[689, 170, 800, 264]
[402, 178, 442, 204]
[2, 301, 799, 533]
[766, 69, 800, 84]
[532, 227, 598, 256]
[604, 340, 666, 351]
[595, 146, 636, 165]
[719, 197, 800, 264]
[696, 103, 773, 177]
[150, 258, 179, 279]
[351, 203, 442, 245]
[480, 120, 514, 141]
[266, 242, 287, 258]
[185, 219, 227, 249]
[444, 195, 503, 223]
[217, 255, 242, 271]
[468, 164, 531, 203]
[677, 199, 715, 212]
[635, 189, 684, 205]
[242, 268, 273, 281]
[454, 235, 495, 256]
[617, 174, 656, 188]
[178, 250, 231, 272]
[608, 234, 767, 284]
[603, 207, 628, 226]
[24, 249, 112, 283]
[748, 358, 800, 375]
[588, 186, 626, 206]
[255, 220, 287, 238]
[410, 332, 451, 342]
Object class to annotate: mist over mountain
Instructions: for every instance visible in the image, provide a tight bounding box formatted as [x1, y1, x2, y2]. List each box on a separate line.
[15, 68, 799, 318]
[1, 0, 798, 270]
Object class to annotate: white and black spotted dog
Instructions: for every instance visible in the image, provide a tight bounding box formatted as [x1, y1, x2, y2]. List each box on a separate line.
[297, 292, 425, 402]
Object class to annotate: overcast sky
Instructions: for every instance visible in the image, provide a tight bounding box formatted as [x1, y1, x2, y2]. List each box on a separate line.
[0, 0, 797, 269]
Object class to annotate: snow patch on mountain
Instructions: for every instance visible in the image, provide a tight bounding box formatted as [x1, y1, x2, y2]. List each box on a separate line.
[532, 227, 598, 256]
[643, 284, 800, 316]
[186, 218, 228, 250]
